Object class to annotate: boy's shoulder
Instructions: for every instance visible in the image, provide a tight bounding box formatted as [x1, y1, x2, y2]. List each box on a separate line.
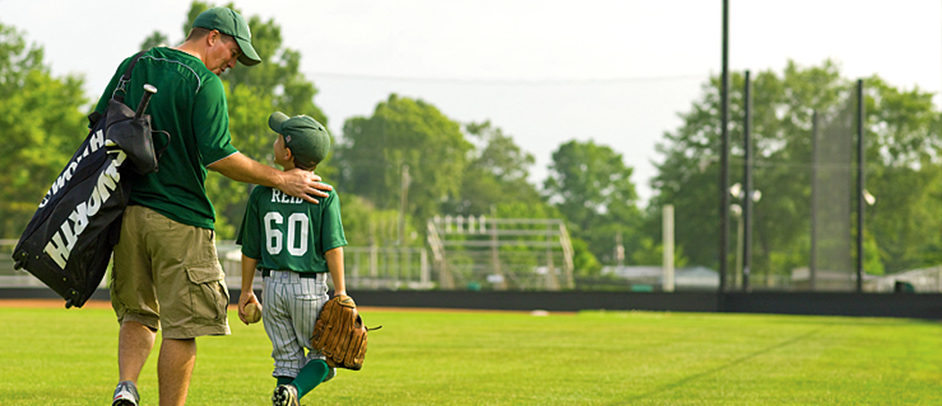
[248, 184, 273, 199]
[248, 183, 340, 204]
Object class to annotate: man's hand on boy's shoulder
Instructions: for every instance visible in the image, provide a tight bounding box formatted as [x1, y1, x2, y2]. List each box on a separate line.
[279, 168, 332, 204]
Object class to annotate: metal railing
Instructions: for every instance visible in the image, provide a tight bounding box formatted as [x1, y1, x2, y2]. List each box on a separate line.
[0, 239, 430, 292]
[426, 216, 574, 290]
[3, 239, 942, 293]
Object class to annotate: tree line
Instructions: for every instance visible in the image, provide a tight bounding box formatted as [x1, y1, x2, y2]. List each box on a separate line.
[3, 2, 940, 280]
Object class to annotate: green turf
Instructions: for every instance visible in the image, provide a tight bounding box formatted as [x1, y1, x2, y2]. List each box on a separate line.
[0, 306, 939, 405]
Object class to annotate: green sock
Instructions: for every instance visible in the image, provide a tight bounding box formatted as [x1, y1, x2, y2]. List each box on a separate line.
[292, 360, 329, 398]
[276, 376, 293, 386]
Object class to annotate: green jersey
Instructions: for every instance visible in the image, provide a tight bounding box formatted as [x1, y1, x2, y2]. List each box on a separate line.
[237, 185, 347, 274]
[94, 47, 238, 229]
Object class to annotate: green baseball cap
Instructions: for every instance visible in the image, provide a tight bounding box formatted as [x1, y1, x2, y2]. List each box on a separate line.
[193, 7, 261, 66]
[269, 112, 331, 168]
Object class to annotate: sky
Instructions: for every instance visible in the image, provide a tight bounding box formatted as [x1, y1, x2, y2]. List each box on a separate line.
[1, 0, 939, 207]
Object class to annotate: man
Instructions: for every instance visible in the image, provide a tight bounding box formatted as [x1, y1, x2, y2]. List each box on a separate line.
[97, 7, 332, 406]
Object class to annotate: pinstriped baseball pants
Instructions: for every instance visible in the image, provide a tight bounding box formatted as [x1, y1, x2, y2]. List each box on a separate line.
[262, 270, 329, 378]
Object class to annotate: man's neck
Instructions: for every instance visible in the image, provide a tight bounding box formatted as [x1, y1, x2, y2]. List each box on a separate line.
[173, 42, 205, 66]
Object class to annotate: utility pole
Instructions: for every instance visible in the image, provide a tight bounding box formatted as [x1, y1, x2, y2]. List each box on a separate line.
[856, 80, 865, 292]
[810, 110, 819, 290]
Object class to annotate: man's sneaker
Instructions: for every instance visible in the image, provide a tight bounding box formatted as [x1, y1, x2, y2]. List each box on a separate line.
[112, 381, 140, 406]
[322, 367, 337, 383]
[272, 384, 300, 406]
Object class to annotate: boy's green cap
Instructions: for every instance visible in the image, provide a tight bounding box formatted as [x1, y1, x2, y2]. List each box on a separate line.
[269, 112, 331, 168]
[193, 7, 261, 66]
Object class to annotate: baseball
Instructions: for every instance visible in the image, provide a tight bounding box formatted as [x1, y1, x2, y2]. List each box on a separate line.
[244, 303, 262, 324]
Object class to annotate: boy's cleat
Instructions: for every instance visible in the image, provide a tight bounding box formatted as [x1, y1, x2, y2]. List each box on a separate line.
[112, 380, 140, 406]
[272, 384, 300, 406]
[322, 367, 337, 383]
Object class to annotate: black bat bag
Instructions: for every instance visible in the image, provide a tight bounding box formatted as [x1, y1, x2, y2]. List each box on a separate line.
[12, 50, 167, 308]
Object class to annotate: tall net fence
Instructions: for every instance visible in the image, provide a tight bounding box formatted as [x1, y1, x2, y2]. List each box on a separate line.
[809, 94, 856, 291]
[742, 89, 861, 292]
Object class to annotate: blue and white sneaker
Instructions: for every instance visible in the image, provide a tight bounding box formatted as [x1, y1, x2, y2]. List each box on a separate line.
[112, 381, 140, 406]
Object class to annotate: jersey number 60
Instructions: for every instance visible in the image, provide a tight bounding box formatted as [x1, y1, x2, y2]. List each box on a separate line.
[264, 212, 309, 256]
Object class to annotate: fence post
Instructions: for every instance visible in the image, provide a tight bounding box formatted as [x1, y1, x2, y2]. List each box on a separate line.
[421, 249, 429, 286]
[370, 243, 378, 289]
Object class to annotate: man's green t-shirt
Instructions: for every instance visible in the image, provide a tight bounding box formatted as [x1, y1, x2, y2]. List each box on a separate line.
[237, 185, 347, 274]
[93, 47, 238, 229]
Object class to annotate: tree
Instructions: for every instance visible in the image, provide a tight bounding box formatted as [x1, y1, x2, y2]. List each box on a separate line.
[0, 22, 88, 238]
[335, 94, 473, 232]
[340, 194, 419, 247]
[649, 60, 942, 281]
[442, 121, 541, 216]
[139, 31, 169, 50]
[543, 140, 643, 266]
[650, 61, 848, 278]
[860, 76, 942, 273]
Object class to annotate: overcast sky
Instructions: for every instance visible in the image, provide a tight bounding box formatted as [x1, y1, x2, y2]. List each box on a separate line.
[1, 0, 939, 207]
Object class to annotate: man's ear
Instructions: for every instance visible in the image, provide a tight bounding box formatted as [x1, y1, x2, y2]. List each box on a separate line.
[206, 29, 220, 47]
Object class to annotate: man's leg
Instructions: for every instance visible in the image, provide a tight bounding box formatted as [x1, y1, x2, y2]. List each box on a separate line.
[118, 321, 157, 382]
[148, 210, 228, 405]
[157, 337, 196, 406]
[111, 205, 161, 406]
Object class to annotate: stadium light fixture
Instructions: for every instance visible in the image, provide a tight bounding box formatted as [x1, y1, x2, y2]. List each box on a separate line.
[730, 182, 742, 199]
[863, 189, 876, 206]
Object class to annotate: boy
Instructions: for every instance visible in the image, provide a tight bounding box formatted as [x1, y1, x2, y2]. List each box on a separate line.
[237, 112, 347, 406]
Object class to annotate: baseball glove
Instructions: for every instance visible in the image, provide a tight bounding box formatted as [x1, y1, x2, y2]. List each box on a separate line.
[311, 294, 379, 370]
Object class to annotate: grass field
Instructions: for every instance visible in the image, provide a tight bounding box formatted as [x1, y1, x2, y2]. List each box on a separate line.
[0, 302, 939, 405]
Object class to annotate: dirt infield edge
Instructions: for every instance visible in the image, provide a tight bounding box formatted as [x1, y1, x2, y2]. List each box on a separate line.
[0, 298, 574, 315]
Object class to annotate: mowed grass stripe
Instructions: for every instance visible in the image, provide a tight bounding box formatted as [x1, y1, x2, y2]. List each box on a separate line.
[0, 306, 939, 405]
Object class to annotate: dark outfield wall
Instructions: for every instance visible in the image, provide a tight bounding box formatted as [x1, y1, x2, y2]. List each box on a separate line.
[2, 288, 939, 320]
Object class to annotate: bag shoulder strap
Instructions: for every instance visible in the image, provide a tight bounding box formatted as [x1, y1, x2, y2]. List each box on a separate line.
[112, 49, 149, 103]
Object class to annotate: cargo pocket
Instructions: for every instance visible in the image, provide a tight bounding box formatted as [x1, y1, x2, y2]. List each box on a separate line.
[185, 263, 229, 322]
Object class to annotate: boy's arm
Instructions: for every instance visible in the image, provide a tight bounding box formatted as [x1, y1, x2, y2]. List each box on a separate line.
[239, 254, 261, 325]
[325, 247, 346, 296]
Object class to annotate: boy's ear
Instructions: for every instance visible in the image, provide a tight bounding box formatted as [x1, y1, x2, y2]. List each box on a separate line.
[283, 147, 294, 161]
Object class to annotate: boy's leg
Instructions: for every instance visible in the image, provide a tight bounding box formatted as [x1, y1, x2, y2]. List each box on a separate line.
[265, 275, 305, 406]
[263, 274, 307, 380]
[275, 376, 293, 385]
[290, 277, 331, 399]
[291, 359, 329, 398]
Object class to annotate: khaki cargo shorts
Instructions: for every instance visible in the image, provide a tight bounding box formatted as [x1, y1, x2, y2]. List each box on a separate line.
[110, 205, 230, 339]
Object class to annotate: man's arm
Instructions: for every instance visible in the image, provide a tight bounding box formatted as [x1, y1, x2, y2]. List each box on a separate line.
[207, 152, 331, 204]
[325, 247, 346, 296]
